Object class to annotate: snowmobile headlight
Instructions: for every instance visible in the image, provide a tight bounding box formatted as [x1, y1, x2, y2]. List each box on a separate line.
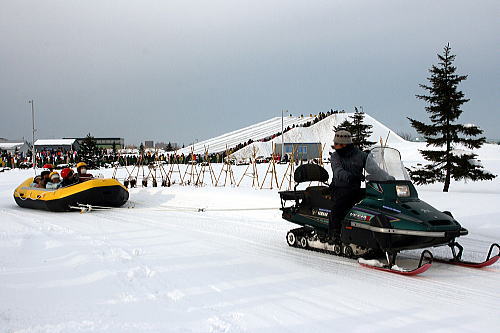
[396, 185, 411, 197]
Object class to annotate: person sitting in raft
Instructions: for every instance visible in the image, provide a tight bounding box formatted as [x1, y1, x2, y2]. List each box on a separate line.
[39, 170, 51, 188]
[60, 167, 77, 187]
[46, 171, 62, 189]
[31, 175, 43, 188]
[76, 162, 94, 183]
[43, 164, 54, 172]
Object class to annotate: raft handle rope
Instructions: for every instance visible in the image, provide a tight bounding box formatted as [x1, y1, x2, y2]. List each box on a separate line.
[155, 205, 280, 212]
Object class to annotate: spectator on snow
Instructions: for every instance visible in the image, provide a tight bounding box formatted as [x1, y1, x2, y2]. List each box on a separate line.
[46, 172, 62, 189]
[76, 162, 94, 183]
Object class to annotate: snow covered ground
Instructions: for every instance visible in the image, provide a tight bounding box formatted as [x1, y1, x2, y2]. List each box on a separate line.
[1, 147, 499, 332]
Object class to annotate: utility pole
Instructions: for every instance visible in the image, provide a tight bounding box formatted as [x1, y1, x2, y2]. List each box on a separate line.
[28, 100, 36, 173]
[281, 110, 289, 159]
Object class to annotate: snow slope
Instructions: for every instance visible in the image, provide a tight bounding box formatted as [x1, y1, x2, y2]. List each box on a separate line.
[177, 116, 314, 155]
[1, 145, 499, 332]
[177, 113, 405, 157]
[232, 113, 406, 159]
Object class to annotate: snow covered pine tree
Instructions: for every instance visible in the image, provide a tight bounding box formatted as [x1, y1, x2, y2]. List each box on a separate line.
[408, 44, 495, 192]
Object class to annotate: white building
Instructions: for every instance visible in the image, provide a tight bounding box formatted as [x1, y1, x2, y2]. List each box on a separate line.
[0, 142, 30, 154]
[34, 139, 79, 152]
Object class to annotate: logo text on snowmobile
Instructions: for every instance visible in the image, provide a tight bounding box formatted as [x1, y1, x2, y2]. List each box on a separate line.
[312, 208, 330, 217]
[382, 205, 401, 214]
[349, 212, 372, 221]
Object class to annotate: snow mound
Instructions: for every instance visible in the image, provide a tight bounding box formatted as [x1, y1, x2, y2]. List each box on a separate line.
[233, 113, 406, 159]
[178, 116, 314, 155]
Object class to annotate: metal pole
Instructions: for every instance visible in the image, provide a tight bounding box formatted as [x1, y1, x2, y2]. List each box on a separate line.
[281, 110, 284, 159]
[29, 100, 36, 173]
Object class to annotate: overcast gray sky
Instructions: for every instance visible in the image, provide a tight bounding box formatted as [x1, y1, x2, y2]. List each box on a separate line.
[1, 0, 498, 145]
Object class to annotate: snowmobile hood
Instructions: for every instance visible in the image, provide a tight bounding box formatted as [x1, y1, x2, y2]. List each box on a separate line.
[358, 181, 462, 232]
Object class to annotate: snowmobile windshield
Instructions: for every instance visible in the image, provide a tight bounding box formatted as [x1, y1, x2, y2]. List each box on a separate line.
[365, 147, 410, 182]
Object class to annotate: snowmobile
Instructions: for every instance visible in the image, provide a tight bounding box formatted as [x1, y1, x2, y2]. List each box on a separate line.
[279, 147, 499, 275]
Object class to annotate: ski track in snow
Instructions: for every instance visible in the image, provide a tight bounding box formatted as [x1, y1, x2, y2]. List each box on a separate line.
[1, 165, 499, 332]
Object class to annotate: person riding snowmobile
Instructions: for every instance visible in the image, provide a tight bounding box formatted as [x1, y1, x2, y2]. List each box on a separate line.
[328, 130, 393, 244]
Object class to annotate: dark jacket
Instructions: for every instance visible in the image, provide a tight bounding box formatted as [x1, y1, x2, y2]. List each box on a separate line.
[61, 176, 77, 187]
[330, 145, 368, 189]
[77, 173, 94, 183]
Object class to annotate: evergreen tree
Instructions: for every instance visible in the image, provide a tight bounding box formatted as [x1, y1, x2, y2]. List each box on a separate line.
[349, 107, 376, 150]
[78, 133, 100, 168]
[333, 119, 354, 133]
[333, 110, 375, 150]
[408, 44, 495, 192]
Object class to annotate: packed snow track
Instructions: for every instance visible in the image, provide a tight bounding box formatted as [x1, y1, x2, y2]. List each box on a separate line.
[1, 168, 499, 332]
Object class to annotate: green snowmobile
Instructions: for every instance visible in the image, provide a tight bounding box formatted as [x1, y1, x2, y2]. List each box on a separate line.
[279, 147, 499, 275]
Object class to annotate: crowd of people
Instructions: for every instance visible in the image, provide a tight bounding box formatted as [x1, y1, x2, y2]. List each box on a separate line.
[2, 111, 343, 171]
[221, 111, 338, 157]
[30, 162, 94, 190]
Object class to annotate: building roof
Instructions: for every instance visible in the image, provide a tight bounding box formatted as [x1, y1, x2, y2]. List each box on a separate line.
[281, 142, 321, 145]
[34, 139, 76, 146]
[63, 137, 124, 140]
[0, 142, 25, 149]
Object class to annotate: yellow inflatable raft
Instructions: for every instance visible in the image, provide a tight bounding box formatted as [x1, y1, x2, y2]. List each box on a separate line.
[13, 178, 129, 212]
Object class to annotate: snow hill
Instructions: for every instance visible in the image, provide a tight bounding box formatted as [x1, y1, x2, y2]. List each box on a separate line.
[177, 113, 405, 158]
[177, 116, 314, 155]
[232, 113, 406, 159]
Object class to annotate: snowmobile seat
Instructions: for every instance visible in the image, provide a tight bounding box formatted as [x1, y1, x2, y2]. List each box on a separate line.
[304, 185, 334, 210]
[279, 190, 305, 201]
[294, 164, 330, 184]
[279, 164, 330, 208]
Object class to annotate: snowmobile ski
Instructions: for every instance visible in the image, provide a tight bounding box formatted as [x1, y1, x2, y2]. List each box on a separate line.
[286, 227, 433, 276]
[358, 250, 433, 276]
[433, 243, 499, 268]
